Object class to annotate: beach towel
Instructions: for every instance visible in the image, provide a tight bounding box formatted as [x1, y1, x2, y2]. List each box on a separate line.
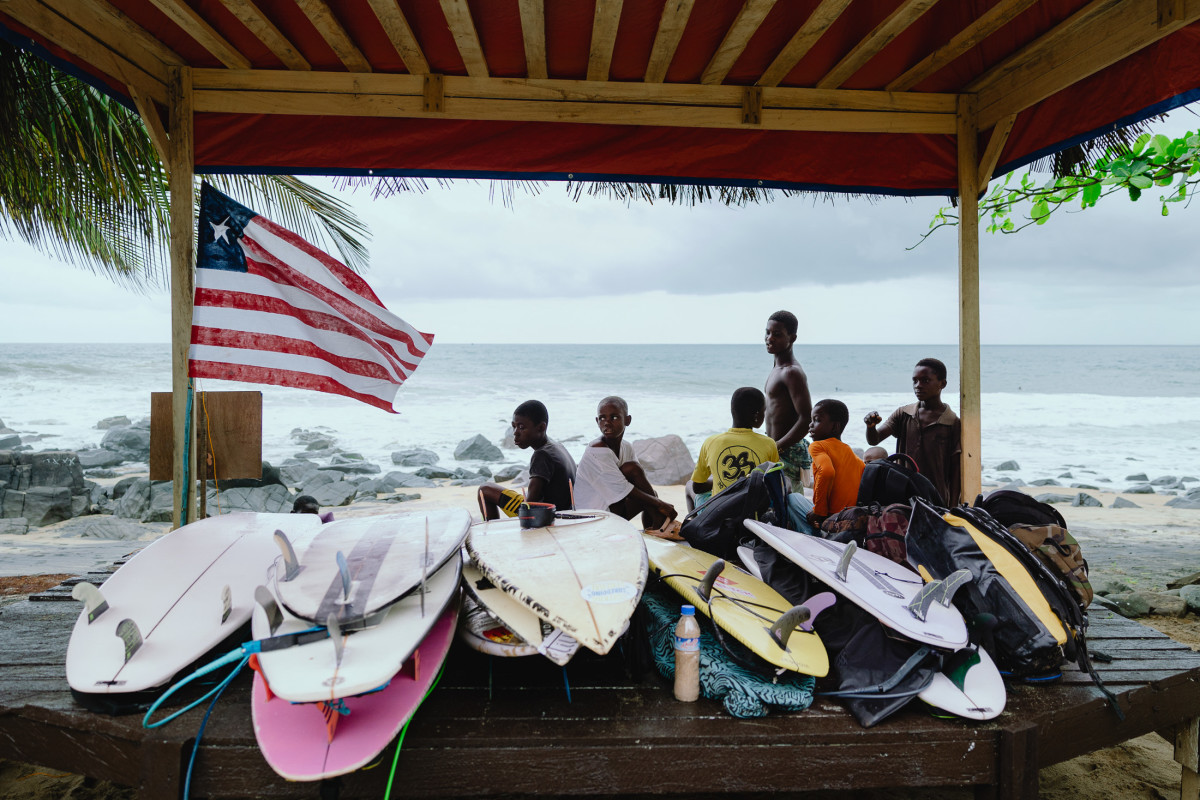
[641, 584, 815, 719]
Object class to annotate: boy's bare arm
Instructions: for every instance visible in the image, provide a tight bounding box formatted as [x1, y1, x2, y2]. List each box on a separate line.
[692, 479, 713, 495]
[525, 476, 547, 503]
[864, 410, 895, 446]
[776, 366, 813, 449]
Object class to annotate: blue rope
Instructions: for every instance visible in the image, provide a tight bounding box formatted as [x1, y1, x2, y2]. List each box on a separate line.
[183, 653, 246, 799]
[179, 380, 194, 528]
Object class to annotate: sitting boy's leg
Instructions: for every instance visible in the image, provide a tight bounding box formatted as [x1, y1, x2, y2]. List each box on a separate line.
[786, 492, 818, 535]
[477, 483, 524, 520]
[617, 461, 669, 530]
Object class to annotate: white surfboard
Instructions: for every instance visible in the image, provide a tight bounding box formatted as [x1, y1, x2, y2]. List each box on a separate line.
[461, 558, 579, 665]
[921, 644, 1007, 720]
[274, 508, 470, 626]
[253, 554, 461, 704]
[745, 520, 969, 650]
[457, 593, 542, 658]
[466, 510, 647, 656]
[66, 512, 324, 699]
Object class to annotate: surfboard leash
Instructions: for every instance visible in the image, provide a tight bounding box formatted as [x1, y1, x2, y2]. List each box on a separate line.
[383, 663, 448, 800]
[143, 624, 328, 728]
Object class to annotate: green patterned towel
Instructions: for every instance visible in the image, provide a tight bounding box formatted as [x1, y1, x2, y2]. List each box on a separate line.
[642, 583, 815, 719]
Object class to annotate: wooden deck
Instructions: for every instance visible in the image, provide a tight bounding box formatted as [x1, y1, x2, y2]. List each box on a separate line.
[2, 573, 1199, 800]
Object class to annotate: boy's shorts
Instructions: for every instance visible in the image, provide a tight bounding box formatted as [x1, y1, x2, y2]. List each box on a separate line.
[779, 439, 812, 484]
[498, 488, 524, 517]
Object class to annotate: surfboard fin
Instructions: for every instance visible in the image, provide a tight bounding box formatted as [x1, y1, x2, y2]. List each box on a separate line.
[768, 591, 836, 650]
[907, 569, 973, 621]
[696, 559, 725, 603]
[115, 618, 143, 664]
[935, 569, 972, 607]
[335, 550, 352, 603]
[798, 592, 836, 632]
[326, 613, 345, 666]
[835, 542, 858, 583]
[274, 530, 302, 581]
[71, 581, 109, 624]
[255, 585, 283, 635]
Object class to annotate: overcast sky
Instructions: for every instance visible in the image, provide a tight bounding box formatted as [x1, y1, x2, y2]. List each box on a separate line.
[2, 109, 1198, 346]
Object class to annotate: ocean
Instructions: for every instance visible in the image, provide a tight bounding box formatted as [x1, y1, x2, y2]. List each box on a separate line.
[1, 343, 1198, 489]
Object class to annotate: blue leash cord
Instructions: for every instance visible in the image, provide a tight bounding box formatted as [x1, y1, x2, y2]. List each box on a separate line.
[143, 623, 329, 728]
[142, 623, 329, 798]
[143, 648, 249, 730]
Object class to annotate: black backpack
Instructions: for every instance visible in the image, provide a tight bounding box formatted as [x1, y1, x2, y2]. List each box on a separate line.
[975, 488, 1067, 529]
[679, 468, 769, 562]
[857, 453, 943, 508]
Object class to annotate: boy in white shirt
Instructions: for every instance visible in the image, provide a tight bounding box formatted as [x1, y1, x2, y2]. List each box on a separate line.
[573, 396, 676, 531]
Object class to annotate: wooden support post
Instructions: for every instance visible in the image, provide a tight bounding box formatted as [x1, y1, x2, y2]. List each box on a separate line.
[168, 66, 196, 528]
[1176, 717, 1199, 800]
[957, 94, 982, 504]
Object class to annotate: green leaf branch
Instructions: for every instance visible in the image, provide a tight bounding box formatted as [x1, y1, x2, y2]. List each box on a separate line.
[913, 130, 1200, 248]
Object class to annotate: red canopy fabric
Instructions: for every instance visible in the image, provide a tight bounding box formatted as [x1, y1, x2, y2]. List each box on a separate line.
[4, 0, 1200, 195]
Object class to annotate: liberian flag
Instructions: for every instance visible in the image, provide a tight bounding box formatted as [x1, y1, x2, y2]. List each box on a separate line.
[189, 182, 432, 412]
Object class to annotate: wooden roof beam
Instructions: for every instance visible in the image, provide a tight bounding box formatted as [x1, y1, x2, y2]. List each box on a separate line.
[886, 0, 1038, 92]
[977, 113, 1016, 186]
[644, 0, 695, 83]
[702, 0, 776, 85]
[193, 69, 957, 113]
[46, 0, 184, 75]
[145, 0, 251, 70]
[1, 0, 168, 101]
[365, 0, 430, 75]
[518, 0, 547, 80]
[219, 0, 311, 71]
[296, 0, 371, 72]
[128, 84, 170, 168]
[974, 0, 1200, 129]
[587, 0, 624, 82]
[756, 0, 852, 87]
[439, 0, 489, 78]
[816, 0, 942, 90]
[193, 88, 954, 134]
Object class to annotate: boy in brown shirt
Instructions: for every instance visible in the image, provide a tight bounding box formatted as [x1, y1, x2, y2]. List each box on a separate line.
[863, 357, 961, 505]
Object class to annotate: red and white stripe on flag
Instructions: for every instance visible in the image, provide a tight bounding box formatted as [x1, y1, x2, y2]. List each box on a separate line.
[188, 198, 431, 412]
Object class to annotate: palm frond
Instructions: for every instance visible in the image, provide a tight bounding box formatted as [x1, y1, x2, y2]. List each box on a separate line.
[0, 38, 372, 290]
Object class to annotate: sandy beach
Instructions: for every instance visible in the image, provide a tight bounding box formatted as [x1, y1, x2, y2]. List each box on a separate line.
[1, 480, 1197, 798]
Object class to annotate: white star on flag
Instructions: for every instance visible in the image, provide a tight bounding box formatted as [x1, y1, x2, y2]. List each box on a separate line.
[209, 216, 231, 244]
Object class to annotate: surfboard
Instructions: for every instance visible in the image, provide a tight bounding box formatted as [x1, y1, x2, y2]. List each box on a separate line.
[66, 512, 324, 703]
[641, 534, 830, 677]
[745, 520, 969, 650]
[252, 601, 457, 782]
[920, 644, 1007, 720]
[466, 510, 647, 656]
[461, 557, 580, 665]
[457, 593, 542, 658]
[274, 508, 470, 626]
[252, 554, 461, 703]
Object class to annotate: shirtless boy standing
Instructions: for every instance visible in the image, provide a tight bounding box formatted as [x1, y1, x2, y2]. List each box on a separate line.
[763, 310, 813, 489]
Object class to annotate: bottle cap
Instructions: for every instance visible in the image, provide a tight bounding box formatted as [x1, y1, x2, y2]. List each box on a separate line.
[681, 605, 695, 616]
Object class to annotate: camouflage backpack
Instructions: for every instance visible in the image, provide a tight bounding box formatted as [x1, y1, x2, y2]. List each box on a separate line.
[1008, 523, 1093, 610]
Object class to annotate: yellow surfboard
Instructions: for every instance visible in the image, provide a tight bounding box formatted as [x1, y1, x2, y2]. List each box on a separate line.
[641, 534, 829, 677]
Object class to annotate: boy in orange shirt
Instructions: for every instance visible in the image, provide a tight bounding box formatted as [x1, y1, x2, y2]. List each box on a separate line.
[788, 399, 865, 532]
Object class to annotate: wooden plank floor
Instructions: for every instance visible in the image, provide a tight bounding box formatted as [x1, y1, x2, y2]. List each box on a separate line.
[1, 581, 1198, 800]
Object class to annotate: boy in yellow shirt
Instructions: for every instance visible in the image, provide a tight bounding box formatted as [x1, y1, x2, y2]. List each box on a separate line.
[690, 387, 779, 509]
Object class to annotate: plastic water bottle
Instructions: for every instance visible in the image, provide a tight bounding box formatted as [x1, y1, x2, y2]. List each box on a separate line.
[673, 604, 701, 702]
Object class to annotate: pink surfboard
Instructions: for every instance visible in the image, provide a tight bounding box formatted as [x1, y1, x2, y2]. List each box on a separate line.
[252, 600, 458, 781]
